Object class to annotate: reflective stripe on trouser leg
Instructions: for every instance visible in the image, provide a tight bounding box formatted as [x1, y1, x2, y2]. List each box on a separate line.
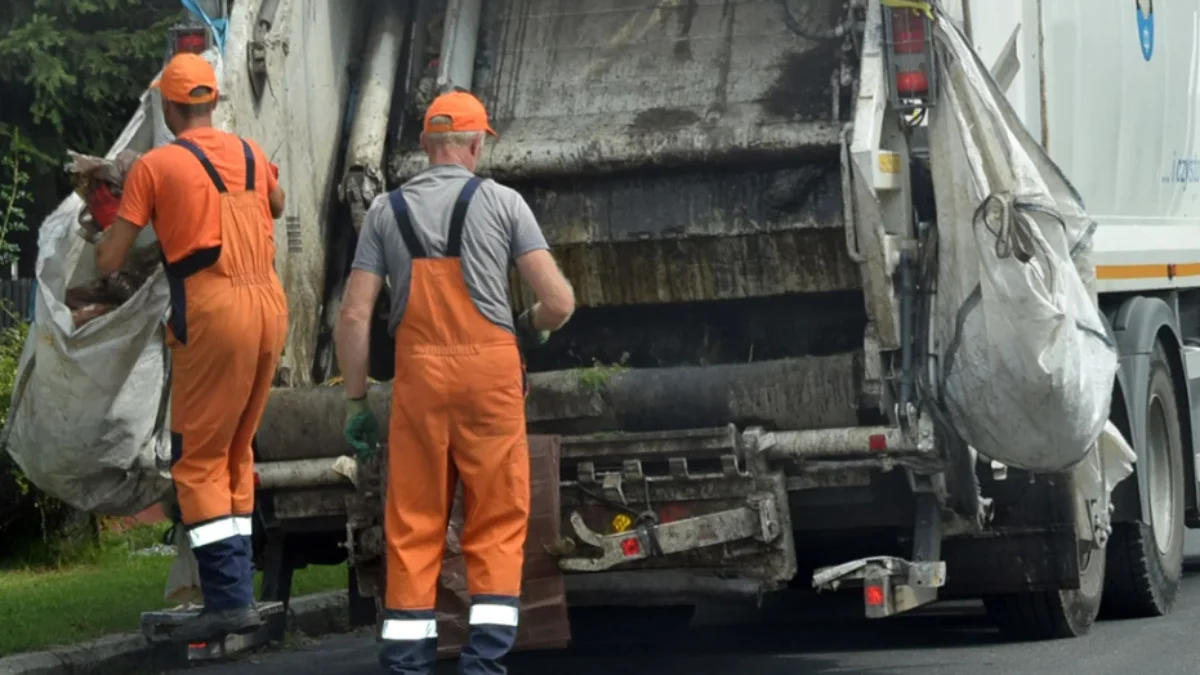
[459, 595, 520, 675]
[379, 608, 438, 674]
[188, 515, 255, 611]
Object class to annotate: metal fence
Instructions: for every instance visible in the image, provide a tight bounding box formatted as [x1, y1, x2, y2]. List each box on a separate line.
[0, 279, 35, 331]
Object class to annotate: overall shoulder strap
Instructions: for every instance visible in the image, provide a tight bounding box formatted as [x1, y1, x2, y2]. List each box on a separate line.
[387, 189, 428, 259]
[445, 177, 483, 259]
[173, 138, 228, 193]
[239, 138, 256, 192]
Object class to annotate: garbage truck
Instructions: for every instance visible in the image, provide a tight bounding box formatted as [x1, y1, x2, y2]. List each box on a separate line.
[8, 0, 1200, 653]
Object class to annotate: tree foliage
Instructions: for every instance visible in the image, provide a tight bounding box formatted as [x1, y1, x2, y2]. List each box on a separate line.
[0, 0, 182, 561]
[1, 0, 181, 231]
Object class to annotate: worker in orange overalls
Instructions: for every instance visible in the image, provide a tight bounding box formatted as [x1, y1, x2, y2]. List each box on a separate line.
[335, 90, 576, 674]
[96, 53, 289, 643]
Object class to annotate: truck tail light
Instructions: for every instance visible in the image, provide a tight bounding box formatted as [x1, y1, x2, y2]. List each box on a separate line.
[170, 26, 209, 55]
[865, 584, 886, 607]
[883, 4, 937, 109]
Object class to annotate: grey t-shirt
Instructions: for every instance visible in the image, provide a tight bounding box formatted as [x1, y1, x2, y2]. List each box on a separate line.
[351, 164, 549, 335]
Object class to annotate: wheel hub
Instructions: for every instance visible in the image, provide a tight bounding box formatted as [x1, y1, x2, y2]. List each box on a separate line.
[1146, 395, 1177, 555]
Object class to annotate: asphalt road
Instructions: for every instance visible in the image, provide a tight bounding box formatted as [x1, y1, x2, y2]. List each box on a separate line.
[189, 573, 1200, 675]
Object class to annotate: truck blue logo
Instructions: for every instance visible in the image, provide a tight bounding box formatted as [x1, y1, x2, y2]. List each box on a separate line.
[1137, 0, 1154, 61]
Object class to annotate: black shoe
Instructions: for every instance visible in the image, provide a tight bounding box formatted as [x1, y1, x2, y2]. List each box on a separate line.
[170, 606, 264, 644]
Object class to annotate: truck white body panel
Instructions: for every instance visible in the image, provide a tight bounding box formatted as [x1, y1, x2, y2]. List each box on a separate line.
[965, 0, 1200, 292]
[211, 1, 371, 385]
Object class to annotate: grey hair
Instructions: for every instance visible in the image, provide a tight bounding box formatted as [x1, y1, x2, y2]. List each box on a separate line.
[424, 115, 485, 147]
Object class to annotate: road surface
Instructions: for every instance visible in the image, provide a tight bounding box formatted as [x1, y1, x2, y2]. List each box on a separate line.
[190, 573, 1200, 675]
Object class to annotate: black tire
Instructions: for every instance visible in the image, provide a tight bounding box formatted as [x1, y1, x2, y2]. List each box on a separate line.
[1101, 342, 1185, 618]
[983, 524, 1106, 640]
[348, 566, 379, 628]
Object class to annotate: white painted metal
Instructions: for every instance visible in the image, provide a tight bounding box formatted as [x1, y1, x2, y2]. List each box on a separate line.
[341, 0, 407, 231]
[215, 0, 372, 386]
[964, 0, 1200, 293]
[255, 458, 354, 489]
[438, 0, 483, 92]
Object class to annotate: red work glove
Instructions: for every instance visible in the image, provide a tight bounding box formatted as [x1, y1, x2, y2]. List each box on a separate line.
[87, 183, 121, 231]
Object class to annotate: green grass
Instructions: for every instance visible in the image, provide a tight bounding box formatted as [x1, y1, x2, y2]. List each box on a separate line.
[0, 524, 349, 657]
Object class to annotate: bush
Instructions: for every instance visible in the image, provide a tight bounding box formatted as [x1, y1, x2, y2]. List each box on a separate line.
[0, 319, 96, 566]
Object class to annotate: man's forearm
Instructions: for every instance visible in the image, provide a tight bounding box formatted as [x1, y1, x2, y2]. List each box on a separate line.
[335, 317, 371, 400]
[529, 291, 574, 332]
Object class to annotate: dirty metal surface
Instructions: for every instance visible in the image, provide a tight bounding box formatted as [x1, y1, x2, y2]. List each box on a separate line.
[390, 0, 853, 180]
[508, 228, 861, 310]
[258, 352, 863, 461]
[521, 292, 867, 371]
[514, 161, 843, 246]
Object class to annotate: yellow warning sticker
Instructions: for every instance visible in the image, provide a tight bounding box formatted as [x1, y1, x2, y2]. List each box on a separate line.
[879, 152, 902, 175]
[611, 513, 633, 533]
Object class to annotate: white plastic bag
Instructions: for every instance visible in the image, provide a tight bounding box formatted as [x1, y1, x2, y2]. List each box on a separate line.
[2, 135, 173, 516]
[928, 14, 1119, 472]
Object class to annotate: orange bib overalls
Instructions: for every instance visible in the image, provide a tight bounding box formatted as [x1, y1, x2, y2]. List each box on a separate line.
[167, 137, 288, 612]
[378, 177, 531, 675]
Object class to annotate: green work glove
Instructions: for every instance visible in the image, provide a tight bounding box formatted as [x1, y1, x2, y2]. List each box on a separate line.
[344, 396, 380, 459]
[515, 306, 550, 352]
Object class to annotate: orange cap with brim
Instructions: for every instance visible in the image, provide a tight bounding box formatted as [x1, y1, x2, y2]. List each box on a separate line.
[151, 53, 219, 105]
[424, 91, 498, 137]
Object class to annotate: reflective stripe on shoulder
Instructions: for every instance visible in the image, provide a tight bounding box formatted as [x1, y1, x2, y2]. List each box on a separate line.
[381, 618, 438, 641]
[187, 516, 242, 548]
[468, 604, 520, 627]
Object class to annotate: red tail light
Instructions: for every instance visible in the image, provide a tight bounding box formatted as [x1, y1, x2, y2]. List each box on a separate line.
[175, 30, 207, 54]
[884, 6, 936, 107]
[620, 536, 642, 558]
[891, 10, 929, 96]
[891, 10, 927, 53]
[865, 585, 886, 607]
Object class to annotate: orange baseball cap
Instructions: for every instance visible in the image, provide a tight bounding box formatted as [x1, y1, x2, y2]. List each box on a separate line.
[424, 91, 498, 137]
[151, 53, 218, 105]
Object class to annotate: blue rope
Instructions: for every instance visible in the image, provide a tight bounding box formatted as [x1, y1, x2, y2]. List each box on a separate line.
[179, 0, 228, 53]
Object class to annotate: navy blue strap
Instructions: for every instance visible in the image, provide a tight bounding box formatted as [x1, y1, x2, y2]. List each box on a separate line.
[173, 138, 227, 193]
[240, 139, 255, 192]
[387, 177, 482, 260]
[445, 177, 482, 258]
[388, 190, 428, 259]
[173, 137, 256, 193]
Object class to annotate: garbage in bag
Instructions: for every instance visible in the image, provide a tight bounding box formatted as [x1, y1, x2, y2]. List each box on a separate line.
[926, 11, 1119, 472]
[2, 144, 172, 516]
[65, 242, 162, 328]
[67, 149, 140, 244]
[62, 150, 163, 328]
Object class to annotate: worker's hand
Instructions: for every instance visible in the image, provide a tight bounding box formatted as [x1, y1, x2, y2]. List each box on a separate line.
[515, 306, 550, 352]
[343, 396, 379, 459]
[269, 162, 279, 180]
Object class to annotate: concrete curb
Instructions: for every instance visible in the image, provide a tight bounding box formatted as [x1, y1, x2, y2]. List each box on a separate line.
[0, 591, 351, 675]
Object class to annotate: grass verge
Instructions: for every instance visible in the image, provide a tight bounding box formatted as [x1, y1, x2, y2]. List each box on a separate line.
[0, 523, 348, 657]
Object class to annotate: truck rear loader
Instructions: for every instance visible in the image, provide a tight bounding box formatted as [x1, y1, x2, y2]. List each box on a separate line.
[11, 0, 1200, 656]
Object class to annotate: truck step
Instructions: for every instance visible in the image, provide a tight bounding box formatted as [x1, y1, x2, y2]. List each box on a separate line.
[140, 601, 287, 661]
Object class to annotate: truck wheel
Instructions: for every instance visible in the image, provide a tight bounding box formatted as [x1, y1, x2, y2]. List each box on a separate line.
[983, 530, 1106, 640]
[348, 566, 379, 628]
[1102, 342, 1185, 618]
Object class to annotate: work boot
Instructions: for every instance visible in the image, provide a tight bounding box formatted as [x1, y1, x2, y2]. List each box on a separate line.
[171, 606, 263, 644]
